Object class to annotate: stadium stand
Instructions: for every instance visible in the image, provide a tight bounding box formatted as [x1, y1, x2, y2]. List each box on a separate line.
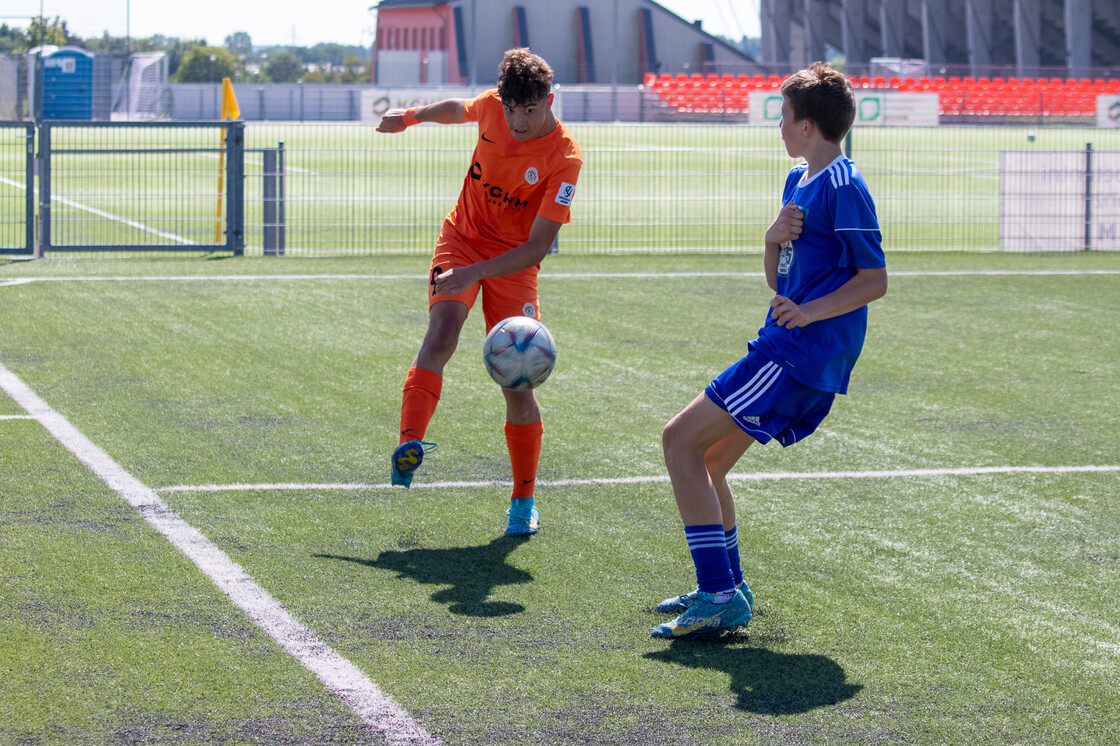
[642, 72, 1120, 118]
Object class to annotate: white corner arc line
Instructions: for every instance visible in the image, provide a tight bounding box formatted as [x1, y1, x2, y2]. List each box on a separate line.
[0, 362, 441, 746]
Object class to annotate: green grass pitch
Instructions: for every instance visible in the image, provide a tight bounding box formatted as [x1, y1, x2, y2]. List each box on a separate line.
[1, 250, 1118, 744]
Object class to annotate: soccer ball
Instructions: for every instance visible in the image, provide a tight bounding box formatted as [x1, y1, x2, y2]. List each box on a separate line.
[482, 316, 557, 391]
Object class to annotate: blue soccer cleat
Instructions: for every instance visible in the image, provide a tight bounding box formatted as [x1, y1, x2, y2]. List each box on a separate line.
[651, 588, 752, 639]
[390, 439, 437, 488]
[504, 497, 540, 536]
[655, 582, 753, 615]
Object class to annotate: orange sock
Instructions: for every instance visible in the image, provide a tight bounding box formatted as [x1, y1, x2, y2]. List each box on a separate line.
[506, 420, 543, 500]
[399, 367, 442, 445]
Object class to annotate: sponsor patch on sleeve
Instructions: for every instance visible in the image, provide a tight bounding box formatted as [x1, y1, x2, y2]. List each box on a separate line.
[555, 182, 576, 207]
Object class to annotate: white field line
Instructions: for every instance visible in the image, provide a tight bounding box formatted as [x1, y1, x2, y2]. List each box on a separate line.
[2, 269, 1120, 290]
[155, 464, 1120, 494]
[0, 361, 441, 746]
[0, 175, 196, 245]
[0, 414, 35, 419]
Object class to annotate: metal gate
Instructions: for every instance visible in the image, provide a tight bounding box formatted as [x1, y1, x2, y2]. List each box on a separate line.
[36, 121, 244, 255]
[0, 122, 34, 255]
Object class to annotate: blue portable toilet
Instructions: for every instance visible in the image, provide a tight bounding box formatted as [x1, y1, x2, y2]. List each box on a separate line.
[41, 46, 94, 120]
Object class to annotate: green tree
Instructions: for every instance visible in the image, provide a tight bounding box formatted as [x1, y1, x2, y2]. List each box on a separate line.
[82, 31, 133, 55]
[315, 42, 346, 70]
[26, 16, 73, 48]
[338, 53, 370, 84]
[224, 31, 252, 59]
[263, 49, 303, 83]
[174, 46, 236, 83]
[157, 37, 208, 77]
[0, 23, 27, 54]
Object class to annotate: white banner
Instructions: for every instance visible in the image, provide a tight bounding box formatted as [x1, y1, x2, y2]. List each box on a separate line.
[360, 87, 476, 123]
[1096, 95, 1120, 128]
[999, 150, 1120, 251]
[748, 91, 939, 126]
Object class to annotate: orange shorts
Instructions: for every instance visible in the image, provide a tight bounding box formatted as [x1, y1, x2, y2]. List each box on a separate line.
[429, 223, 541, 332]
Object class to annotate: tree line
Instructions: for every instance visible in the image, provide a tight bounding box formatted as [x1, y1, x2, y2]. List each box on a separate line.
[0, 16, 371, 84]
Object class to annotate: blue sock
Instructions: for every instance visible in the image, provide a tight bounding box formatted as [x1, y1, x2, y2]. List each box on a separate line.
[725, 525, 743, 587]
[684, 524, 735, 594]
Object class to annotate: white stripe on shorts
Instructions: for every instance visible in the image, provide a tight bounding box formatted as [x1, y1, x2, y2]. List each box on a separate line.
[724, 361, 782, 416]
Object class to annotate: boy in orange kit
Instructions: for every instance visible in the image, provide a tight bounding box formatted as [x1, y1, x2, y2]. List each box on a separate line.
[376, 48, 582, 536]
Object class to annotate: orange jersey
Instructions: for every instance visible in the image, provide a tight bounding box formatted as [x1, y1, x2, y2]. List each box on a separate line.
[444, 89, 582, 249]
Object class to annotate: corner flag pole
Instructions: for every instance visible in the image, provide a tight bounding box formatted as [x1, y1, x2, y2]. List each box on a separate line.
[216, 78, 241, 244]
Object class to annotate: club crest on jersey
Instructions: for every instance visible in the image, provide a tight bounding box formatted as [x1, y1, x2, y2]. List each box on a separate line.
[778, 242, 794, 276]
[524, 167, 539, 185]
[522, 303, 537, 318]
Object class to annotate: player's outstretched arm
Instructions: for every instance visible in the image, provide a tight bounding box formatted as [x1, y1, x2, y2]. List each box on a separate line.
[376, 99, 468, 133]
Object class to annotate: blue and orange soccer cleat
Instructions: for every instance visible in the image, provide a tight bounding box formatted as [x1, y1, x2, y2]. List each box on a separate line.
[390, 439, 437, 488]
[655, 581, 754, 615]
[650, 588, 752, 639]
[504, 497, 540, 536]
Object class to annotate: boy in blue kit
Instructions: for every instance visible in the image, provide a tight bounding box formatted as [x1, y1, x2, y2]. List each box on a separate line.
[652, 62, 888, 639]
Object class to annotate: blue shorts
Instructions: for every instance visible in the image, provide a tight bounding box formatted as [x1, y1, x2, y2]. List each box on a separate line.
[705, 349, 835, 447]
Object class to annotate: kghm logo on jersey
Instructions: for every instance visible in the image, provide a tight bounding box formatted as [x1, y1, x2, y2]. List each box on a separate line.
[524, 167, 539, 185]
[470, 161, 529, 211]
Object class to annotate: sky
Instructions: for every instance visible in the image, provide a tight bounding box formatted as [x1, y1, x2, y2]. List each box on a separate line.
[2, 0, 759, 49]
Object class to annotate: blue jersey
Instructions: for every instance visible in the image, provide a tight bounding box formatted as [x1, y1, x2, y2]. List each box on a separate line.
[751, 155, 885, 394]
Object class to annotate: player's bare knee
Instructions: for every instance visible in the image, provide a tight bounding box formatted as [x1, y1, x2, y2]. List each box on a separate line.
[662, 418, 688, 460]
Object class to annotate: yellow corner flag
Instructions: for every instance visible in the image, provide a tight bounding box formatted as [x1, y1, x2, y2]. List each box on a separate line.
[216, 78, 240, 242]
[220, 77, 240, 121]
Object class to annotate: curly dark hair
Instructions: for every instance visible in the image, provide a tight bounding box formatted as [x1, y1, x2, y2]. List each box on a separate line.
[780, 62, 856, 143]
[497, 48, 554, 107]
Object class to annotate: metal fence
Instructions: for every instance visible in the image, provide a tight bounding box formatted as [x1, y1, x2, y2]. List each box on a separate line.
[3, 120, 1120, 257]
[0, 122, 34, 255]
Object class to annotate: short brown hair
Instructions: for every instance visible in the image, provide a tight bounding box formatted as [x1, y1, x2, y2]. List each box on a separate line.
[780, 62, 856, 143]
[497, 48, 553, 107]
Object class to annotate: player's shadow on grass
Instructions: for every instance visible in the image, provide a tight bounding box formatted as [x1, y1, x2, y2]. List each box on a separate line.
[315, 535, 532, 618]
[645, 640, 862, 714]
